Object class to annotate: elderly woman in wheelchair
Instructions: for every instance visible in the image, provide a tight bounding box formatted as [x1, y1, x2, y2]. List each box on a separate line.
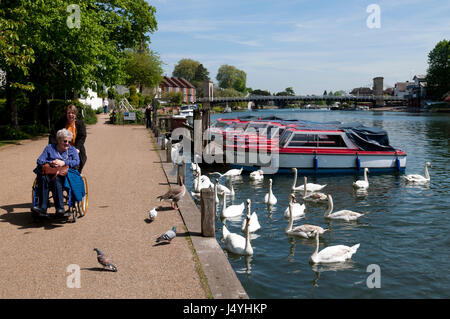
[32, 128, 84, 220]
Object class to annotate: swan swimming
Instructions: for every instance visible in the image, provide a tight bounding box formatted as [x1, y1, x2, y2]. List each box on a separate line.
[241, 199, 261, 233]
[250, 169, 264, 181]
[264, 178, 277, 206]
[403, 162, 431, 184]
[285, 199, 327, 239]
[302, 176, 328, 203]
[221, 192, 245, 218]
[283, 194, 305, 219]
[223, 216, 253, 256]
[309, 230, 360, 264]
[324, 194, 364, 221]
[291, 168, 326, 192]
[210, 167, 243, 178]
[353, 168, 370, 189]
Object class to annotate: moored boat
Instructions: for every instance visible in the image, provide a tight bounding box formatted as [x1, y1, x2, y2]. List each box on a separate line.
[210, 117, 406, 174]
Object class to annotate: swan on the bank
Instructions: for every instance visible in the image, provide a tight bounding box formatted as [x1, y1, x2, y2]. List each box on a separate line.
[241, 199, 261, 233]
[403, 162, 432, 184]
[353, 168, 370, 190]
[283, 194, 305, 218]
[324, 194, 364, 222]
[291, 168, 326, 192]
[309, 230, 360, 264]
[264, 178, 277, 206]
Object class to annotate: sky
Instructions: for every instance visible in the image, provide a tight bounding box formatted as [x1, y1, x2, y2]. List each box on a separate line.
[148, 0, 449, 95]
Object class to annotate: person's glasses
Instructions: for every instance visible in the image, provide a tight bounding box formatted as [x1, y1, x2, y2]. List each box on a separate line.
[63, 140, 70, 143]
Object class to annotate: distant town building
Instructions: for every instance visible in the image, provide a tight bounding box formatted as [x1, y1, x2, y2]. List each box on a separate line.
[159, 76, 196, 103]
[394, 81, 414, 98]
[350, 87, 373, 95]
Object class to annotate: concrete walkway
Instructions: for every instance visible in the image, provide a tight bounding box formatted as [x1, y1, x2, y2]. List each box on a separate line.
[0, 115, 207, 298]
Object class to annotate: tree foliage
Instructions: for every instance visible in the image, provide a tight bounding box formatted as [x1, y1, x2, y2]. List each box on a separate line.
[427, 39, 450, 100]
[124, 50, 163, 95]
[216, 64, 247, 93]
[172, 59, 200, 83]
[0, 0, 158, 131]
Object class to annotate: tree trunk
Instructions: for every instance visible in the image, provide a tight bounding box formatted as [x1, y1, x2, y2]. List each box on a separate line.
[5, 74, 19, 130]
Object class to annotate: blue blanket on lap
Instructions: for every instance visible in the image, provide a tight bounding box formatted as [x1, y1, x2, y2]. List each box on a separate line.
[64, 168, 86, 202]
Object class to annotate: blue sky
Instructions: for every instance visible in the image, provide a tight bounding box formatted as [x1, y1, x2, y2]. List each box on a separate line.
[148, 0, 449, 95]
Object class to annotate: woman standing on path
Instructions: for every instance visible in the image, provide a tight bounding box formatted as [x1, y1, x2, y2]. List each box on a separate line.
[49, 104, 87, 172]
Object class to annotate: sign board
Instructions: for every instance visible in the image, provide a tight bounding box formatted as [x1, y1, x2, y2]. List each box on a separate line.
[123, 112, 136, 121]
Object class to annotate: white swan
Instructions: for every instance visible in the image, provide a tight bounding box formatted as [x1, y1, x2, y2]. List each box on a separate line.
[324, 194, 364, 222]
[223, 218, 253, 256]
[250, 169, 264, 181]
[210, 167, 243, 178]
[309, 230, 360, 264]
[190, 155, 202, 177]
[403, 162, 431, 184]
[302, 176, 327, 203]
[193, 171, 212, 193]
[285, 199, 327, 239]
[283, 194, 305, 219]
[241, 199, 261, 233]
[291, 168, 326, 192]
[353, 168, 369, 189]
[221, 192, 245, 218]
[264, 178, 277, 206]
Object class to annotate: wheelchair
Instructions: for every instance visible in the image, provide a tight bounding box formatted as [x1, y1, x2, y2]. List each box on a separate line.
[31, 173, 88, 223]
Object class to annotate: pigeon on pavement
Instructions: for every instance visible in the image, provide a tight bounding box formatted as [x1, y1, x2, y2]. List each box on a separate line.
[148, 207, 158, 221]
[156, 226, 177, 243]
[93, 248, 117, 272]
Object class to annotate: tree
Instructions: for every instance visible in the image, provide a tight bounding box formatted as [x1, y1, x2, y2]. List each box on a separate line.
[216, 65, 247, 93]
[173, 59, 200, 83]
[162, 91, 184, 106]
[124, 50, 163, 95]
[251, 89, 271, 96]
[427, 39, 450, 100]
[193, 64, 209, 85]
[1, 0, 158, 130]
[285, 87, 295, 96]
[323, 90, 327, 96]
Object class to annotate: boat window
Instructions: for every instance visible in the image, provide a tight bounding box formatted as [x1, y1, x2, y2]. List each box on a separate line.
[279, 130, 293, 147]
[265, 125, 278, 138]
[287, 133, 348, 148]
[245, 123, 267, 133]
[316, 134, 347, 147]
[287, 134, 316, 147]
[231, 122, 249, 130]
[213, 121, 230, 128]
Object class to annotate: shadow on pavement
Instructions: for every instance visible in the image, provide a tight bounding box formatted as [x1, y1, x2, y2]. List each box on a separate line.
[0, 203, 66, 230]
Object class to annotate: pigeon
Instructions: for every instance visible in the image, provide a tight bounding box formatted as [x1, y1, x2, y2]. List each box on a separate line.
[157, 177, 186, 210]
[93, 248, 117, 272]
[148, 207, 158, 221]
[156, 226, 177, 243]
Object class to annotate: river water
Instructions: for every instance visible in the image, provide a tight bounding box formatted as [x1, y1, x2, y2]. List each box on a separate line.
[185, 109, 450, 298]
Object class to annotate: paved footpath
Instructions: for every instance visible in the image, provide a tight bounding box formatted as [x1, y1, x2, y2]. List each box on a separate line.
[0, 114, 207, 298]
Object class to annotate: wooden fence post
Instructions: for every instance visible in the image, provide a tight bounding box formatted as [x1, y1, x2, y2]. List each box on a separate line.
[177, 162, 186, 186]
[200, 188, 215, 237]
[166, 141, 172, 163]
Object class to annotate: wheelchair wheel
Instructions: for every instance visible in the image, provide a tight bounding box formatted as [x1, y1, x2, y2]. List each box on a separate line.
[31, 177, 39, 207]
[79, 175, 88, 216]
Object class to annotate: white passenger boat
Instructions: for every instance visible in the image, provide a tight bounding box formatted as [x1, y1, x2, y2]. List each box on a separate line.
[210, 117, 407, 174]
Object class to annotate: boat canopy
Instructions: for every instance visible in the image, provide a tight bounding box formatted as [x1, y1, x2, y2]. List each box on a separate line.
[339, 123, 395, 151]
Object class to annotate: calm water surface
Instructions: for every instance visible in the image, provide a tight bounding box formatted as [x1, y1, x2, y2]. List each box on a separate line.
[185, 109, 450, 298]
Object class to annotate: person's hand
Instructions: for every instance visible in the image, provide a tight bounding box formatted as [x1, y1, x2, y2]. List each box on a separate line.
[51, 159, 65, 167]
[76, 148, 80, 153]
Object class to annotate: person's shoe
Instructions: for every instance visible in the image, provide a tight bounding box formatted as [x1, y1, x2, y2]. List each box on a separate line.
[31, 206, 47, 216]
[55, 208, 65, 214]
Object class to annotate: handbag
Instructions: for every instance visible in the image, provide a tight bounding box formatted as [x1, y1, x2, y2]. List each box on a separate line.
[42, 163, 69, 178]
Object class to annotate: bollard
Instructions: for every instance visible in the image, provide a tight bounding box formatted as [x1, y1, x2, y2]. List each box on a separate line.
[161, 135, 166, 150]
[166, 141, 172, 163]
[200, 188, 215, 237]
[177, 162, 186, 186]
